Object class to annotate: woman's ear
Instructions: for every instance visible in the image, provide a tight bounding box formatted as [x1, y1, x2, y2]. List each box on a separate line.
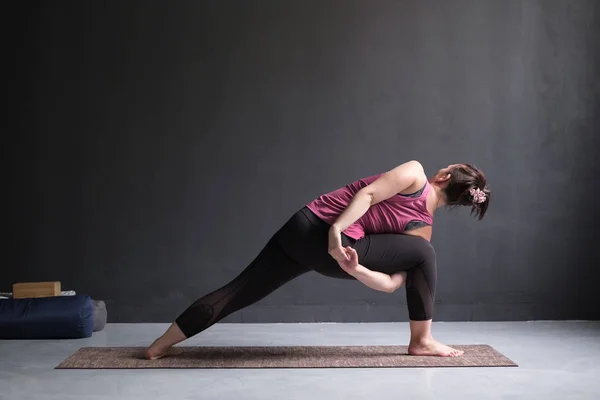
[435, 171, 452, 183]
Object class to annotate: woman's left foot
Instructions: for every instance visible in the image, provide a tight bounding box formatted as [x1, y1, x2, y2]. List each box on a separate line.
[145, 339, 173, 360]
[145, 322, 188, 360]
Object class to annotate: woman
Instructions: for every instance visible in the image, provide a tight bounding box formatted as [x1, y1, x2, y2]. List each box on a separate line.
[145, 160, 491, 359]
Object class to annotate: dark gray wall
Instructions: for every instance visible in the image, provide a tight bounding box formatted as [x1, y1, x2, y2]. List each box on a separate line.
[8, 0, 600, 322]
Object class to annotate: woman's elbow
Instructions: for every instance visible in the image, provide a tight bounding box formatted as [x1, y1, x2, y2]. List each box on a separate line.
[385, 278, 405, 293]
[384, 284, 399, 294]
[356, 188, 375, 205]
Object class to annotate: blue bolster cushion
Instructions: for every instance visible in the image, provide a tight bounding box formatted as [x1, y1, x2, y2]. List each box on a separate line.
[0, 295, 94, 339]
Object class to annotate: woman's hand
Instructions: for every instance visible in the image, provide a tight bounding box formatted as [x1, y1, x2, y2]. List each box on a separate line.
[328, 226, 349, 262]
[337, 246, 360, 276]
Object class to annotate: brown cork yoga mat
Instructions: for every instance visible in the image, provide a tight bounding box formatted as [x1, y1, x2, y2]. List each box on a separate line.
[56, 345, 517, 369]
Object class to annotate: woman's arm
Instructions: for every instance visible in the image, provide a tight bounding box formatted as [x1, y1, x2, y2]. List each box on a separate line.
[331, 160, 425, 233]
[338, 247, 407, 293]
[328, 160, 426, 262]
[350, 266, 407, 293]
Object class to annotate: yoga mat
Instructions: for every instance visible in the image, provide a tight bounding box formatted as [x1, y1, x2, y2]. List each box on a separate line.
[56, 345, 517, 369]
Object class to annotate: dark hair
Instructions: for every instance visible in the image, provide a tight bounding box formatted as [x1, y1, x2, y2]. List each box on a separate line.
[443, 164, 491, 220]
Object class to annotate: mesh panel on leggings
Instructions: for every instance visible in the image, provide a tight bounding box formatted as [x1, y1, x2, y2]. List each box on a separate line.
[175, 239, 310, 338]
[405, 264, 436, 321]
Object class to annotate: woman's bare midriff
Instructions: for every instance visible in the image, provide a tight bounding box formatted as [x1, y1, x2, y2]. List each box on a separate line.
[402, 225, 432, 242]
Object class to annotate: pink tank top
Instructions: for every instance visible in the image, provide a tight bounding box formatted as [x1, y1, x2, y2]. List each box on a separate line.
[306, 174, 433, 240]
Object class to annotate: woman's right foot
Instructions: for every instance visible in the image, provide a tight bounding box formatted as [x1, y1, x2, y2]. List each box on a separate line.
[408, 339, 464, 357]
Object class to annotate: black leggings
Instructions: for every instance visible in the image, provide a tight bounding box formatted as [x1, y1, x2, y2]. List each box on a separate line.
[175, 207, 437, 338]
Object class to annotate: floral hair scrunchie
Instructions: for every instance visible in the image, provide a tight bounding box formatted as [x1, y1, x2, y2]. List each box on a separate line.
[469, 188, 486, 204]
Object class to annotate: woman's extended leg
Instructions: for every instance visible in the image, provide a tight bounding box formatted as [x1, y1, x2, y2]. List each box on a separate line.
[146, 226, 311, 359]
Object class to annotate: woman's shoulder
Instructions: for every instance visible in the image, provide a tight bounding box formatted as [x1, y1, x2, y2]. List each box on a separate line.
[354, 160, 428, 197]
[394, 160, 428, 194]
[400, 159, 425, 172]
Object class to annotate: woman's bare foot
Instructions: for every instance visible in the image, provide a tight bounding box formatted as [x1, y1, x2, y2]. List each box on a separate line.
[145, 339, 173, 360]
[408, 339, 464, 357]
[145, 322, 187, 360]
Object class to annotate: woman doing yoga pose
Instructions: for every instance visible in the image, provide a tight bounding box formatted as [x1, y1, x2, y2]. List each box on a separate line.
[146, 160, 491, 359]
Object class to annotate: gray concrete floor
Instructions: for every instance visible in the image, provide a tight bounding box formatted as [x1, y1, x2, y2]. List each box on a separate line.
[1, 321, 599, 400]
